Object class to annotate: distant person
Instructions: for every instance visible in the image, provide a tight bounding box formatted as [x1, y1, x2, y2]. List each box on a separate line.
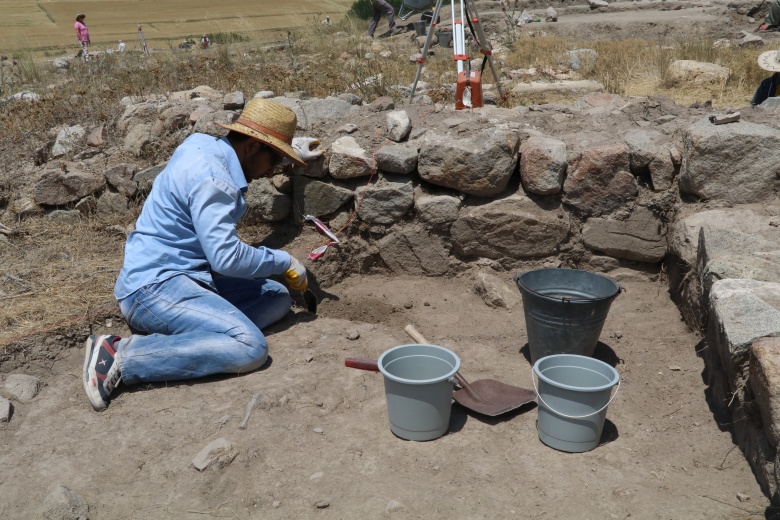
[117, 40, 126, 52]
[752, 47, 780, 106]
[74, 14, 90, 61]
[756, 0, 780, 32]
[367, 0, 403, 38]
[200, 34, 210, 48]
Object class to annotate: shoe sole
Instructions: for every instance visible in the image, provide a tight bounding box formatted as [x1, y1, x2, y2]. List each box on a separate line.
[82, 336, 108, 411]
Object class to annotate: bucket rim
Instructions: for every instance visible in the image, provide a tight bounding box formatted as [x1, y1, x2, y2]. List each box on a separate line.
[378, 343, 461, 385]
[533, 354, 619, 392]
[515, 268, 621, 304]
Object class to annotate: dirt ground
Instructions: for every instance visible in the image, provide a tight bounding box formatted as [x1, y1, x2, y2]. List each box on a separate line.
[2, 2, 779, 519]
[0, 271, 773, 519]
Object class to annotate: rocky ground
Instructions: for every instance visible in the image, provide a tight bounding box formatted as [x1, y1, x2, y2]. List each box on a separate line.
[2, 1, 780, 519]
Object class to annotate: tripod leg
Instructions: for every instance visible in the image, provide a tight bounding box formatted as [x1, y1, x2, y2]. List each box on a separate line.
[410, 0, 445, 101]
[463, 0, 502, 96]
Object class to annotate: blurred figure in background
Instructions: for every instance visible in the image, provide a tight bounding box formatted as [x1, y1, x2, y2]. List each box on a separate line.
[74, 14, 90, 61]
[753, 47, 780, 106]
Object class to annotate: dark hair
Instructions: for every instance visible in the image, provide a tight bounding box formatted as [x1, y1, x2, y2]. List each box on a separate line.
[76, 14, 86, 21]
[226, 130, 254, 145]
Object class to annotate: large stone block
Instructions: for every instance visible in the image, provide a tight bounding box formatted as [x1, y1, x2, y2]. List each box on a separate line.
[451, 194, 570, 259]
[562, 142, 638, 216]
[750, 337, 780, 448]
[582, 206, 666, 263]
[355, 175, 414, 225]
[292, 176, 353, 219]
[378, 225, 449, 276]
[680, 118, 780, 203]
[708, 279, 780, 385]
[519, 135, 567, 195]
[418, 127, 520, 197]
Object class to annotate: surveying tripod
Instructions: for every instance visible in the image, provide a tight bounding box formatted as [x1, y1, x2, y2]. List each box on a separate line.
[409, 0, 501, 108]
[135, 25, 150, 56]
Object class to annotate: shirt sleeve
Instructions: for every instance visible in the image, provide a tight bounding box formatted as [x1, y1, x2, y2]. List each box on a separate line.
[188, 176, 291, 279]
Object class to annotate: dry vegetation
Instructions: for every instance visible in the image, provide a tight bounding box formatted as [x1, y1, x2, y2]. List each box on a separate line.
[0, 0, 353, 53]
[0, 11, 770, 353]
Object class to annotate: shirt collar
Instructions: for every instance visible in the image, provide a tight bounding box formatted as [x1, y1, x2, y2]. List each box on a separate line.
[217, 136, 248, 193]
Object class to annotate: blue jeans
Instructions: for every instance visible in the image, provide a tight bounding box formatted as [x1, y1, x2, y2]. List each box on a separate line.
[116, 274, 291, 385]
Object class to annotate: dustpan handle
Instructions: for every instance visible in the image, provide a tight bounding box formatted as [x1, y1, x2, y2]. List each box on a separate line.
[531, 370, 620, 420]
[345, 358, 379, 372]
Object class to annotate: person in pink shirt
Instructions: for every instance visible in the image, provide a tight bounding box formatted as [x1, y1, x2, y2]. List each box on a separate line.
[74, 14, 90, 61]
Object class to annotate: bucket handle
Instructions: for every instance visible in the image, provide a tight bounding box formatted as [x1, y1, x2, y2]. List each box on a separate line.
[531, 369, 620, 420]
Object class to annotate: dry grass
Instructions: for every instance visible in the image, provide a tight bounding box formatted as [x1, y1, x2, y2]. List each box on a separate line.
[0, 219, 130, 350]
[0, 17, 772, 352]
[0, 0, 354, 54]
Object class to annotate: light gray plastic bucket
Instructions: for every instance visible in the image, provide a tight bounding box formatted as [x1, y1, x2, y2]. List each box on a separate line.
[532, 354, 620, 452]
[515, 268, 621, 364]
[378, 343, 460, 441]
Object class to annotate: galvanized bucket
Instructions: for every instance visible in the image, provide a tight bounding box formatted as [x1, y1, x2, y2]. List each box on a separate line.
[515, 268, 621, 364]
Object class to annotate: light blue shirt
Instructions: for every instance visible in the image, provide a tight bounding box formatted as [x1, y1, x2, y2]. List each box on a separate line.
[114, 133, 291, 300]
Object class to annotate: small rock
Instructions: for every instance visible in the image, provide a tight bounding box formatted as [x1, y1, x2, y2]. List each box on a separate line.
[0, 397, 12, 422]
[424, 301, 430, 306]
[305, 355, 314, 363]
[737, 492, 750, 502]
[346, 329, 361, 340]
[338, 123, 359, 134]
[432, 465, 440, 471]
[87, 125, 105, 147]
[313, 427, 324, 434]
[387, 499, 404, 511]
[310, 471, 324, 480]
[709, 111, 740, 125]
[192, 438, 239, 471]
[42, 484, 89, 520]
[770, 216, 779, 227]
[4, 374, 44, 402]
[315, 501, 330, 509]
[668, 365, 681, 371]
[272, 500, 281, 508]
[403, 301, 413, 309]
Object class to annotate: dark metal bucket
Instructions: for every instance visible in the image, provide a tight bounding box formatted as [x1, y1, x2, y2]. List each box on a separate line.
[515, 268, 621, 364]
[412, 20, 427, 36]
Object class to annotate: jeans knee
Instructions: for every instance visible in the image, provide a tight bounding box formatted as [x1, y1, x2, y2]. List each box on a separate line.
[234, 327, 268, 372]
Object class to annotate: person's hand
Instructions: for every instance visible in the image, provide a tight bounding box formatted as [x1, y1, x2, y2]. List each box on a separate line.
[292, 137, 325, 162]
[284, 256, 308, 292]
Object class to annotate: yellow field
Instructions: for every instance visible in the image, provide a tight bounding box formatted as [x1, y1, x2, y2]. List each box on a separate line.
[0, 0, 354, 53]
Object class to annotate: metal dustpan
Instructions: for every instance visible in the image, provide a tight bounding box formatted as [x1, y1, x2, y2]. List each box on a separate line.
[451, 371, 536, 417]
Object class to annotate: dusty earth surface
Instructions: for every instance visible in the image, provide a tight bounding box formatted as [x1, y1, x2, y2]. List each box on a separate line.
[0, 272, 774, 519]
[2, 2, 780, 519]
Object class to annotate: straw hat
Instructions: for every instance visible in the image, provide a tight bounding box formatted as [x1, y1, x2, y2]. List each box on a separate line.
[758, 47, 780, 72]
[217, 98, 305, 166]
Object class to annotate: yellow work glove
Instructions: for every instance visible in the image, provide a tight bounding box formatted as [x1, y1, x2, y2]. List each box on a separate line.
[284, 256, 308, 292]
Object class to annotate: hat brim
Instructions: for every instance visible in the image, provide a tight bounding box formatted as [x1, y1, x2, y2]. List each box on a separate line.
[216, 121, 306, 167]
[758, 50, 780, 72]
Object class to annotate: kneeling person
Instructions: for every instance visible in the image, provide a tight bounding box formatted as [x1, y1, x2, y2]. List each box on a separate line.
[83, 98, 322, 411]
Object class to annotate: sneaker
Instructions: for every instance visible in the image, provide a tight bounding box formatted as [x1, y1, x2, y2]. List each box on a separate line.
[756, 24, 779, 33]
[390, 27, 404, 36]
[83, 335, 122, 411]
